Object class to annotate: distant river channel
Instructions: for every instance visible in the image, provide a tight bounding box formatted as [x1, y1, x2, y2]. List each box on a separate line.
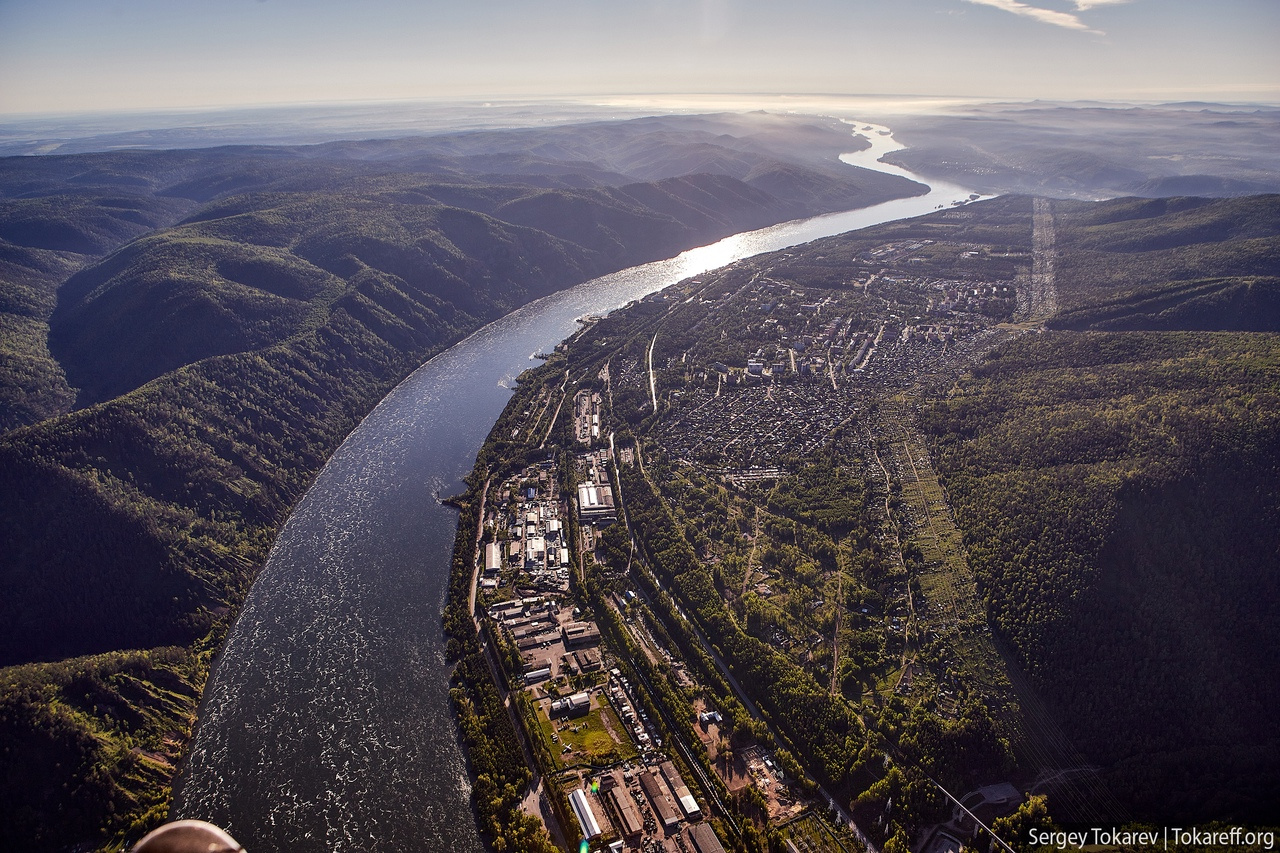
[174, 123, 978, 851]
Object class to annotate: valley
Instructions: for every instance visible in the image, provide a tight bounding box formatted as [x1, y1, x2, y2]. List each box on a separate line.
[1, 103, 1277, 852]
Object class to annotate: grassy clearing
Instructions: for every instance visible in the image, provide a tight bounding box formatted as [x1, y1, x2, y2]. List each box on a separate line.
[537, 702, 637, 769]
[879, 412, 1027, 740]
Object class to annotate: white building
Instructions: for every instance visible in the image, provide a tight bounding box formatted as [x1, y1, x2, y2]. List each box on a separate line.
[484, 542, 503, 575]
[569, 788, 602, 839]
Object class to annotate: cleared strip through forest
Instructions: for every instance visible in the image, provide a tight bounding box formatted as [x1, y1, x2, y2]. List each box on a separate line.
[869, 399, 1121, 822]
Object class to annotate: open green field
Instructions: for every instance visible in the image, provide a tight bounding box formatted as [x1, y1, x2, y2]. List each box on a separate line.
[890, 426, 1018, 713]
[537, 702, 637, 770]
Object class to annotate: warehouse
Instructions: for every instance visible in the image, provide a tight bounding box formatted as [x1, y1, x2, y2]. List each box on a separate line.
[607, 786, 643, 838]
[660, 761, 701, 819]
[639, 769, 681, 830]
[569, 789, 602, 839]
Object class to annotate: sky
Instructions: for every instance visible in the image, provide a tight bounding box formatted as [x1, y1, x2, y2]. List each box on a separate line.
[1, 0, 1277, 116]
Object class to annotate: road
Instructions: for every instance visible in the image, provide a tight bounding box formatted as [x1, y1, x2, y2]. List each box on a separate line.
[648, 333, 659, 412]
[466, 475, 492, 620]
[539, 370, 569, 449]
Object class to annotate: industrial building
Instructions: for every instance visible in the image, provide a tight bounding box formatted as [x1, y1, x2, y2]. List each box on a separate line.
[569, 789, 602, 839]
[526, 536, 546, 564]
[639, 769, 681, 831]
[484, 542, 503, 575]
[660, 761, 701, 819]
[607, 786, 644, 839]
[562, 620, 601, 648]
[687, 822, 726, 853]
[577, 482, 617, 523]
[550, 691, 591, 717]
[575, 647, 603, 672]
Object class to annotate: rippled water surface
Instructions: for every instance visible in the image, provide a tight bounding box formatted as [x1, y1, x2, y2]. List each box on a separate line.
[174, 125, 976, 851]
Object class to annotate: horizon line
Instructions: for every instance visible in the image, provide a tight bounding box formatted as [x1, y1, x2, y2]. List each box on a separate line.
[5, 91, 1280, 123]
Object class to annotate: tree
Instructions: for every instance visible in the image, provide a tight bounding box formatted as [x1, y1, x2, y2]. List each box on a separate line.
[987, 794, 1053, 853]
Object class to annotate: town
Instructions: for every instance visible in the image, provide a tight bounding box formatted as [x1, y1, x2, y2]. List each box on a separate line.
[453, 199, 1065, 853]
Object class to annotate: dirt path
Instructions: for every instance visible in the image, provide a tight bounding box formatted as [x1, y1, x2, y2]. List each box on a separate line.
[830, 542, 845, 697]
[539, 370, 569, 449]
[864, 425, 895, 534]
[741, 505, 761, 598]
[603, 359, 613, 412]
[599, 703, 626, 747]
[520, 779, 568, 851]
[525, 387, 553, 441]
[467, 475, 492, 621]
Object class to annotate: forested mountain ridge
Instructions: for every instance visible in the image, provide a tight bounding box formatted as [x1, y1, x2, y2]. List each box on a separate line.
[2, 112, 920, 431]
[923, 332, 1280, 820]
[49, 175, 785, 406]
[921, 194, 1280, 822]
[1047, 194, 1280, 331]
[0, 113, 920, 851]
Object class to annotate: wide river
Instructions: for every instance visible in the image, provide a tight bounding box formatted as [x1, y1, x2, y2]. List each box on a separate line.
[174, 123, 976, 851]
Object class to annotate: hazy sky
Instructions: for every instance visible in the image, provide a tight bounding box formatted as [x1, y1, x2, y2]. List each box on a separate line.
[1, 0, 1277, 115]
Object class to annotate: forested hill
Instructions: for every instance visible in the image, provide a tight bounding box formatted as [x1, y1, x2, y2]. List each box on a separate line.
[1, 113, 919, 429]
[1046, 194, 1280, 331]
[921, 194, 1280, 822]
[46, 174, 793, 407]
[0, 113, 921, 851]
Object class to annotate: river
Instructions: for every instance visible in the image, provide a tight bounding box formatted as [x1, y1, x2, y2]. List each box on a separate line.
[173, 122, 978, 851]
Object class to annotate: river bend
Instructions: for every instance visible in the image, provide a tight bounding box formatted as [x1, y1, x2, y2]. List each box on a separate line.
[175, 122, 977, 851]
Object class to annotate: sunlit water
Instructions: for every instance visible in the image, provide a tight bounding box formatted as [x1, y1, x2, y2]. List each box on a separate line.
[174, 124, 979, 852]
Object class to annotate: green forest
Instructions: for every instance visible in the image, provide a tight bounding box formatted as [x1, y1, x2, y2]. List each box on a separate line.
[921, 330, 1280, 820]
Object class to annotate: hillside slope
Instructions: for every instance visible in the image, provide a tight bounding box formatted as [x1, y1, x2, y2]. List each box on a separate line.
[0, 193, 196, 428]
[920, 195, 1280, 821]
[923, 332, 1280, 820]
[1047, 194, 1280, 331]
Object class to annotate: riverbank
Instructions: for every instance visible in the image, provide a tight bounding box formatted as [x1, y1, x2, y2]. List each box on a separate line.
[171, 119, 980, 851]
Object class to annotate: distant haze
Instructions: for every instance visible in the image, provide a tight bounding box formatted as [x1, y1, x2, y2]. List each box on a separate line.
[0, 95, 1009, 155]
[1, 0, 1276, 116]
